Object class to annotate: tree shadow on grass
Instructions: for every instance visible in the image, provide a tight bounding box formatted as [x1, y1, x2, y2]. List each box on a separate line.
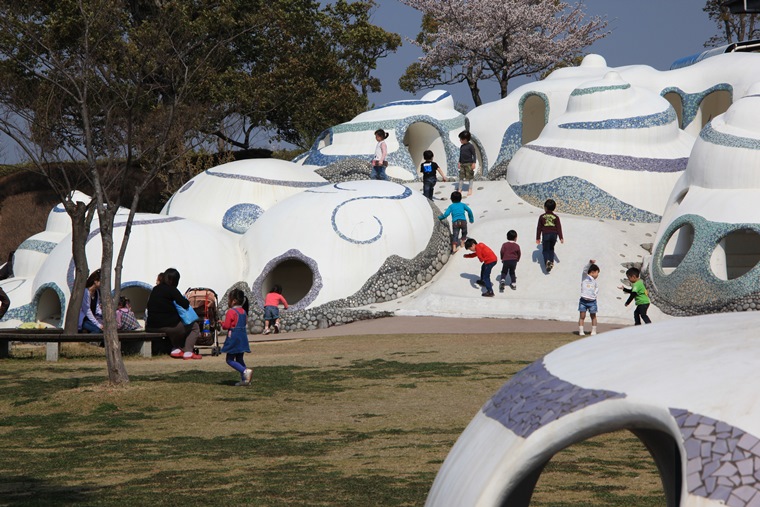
[0, 475, 94, 506]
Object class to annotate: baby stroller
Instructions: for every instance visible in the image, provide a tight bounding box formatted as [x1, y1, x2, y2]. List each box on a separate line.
[185, 288, 220, 356]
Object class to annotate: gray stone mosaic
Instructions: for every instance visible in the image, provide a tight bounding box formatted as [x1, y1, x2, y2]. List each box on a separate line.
[493, 121, 523, 169]
[512, 176, 661, 223]
[482, 360, 626, 438]
[205, 169, 326, 188]
[244, 202, 451, 334]
[221, 203, 265, 234]
[660, 83, 733, 129]
[17, 239, 58, 254]
[671, 408, 760, 506]
[523, 145, 688, 173]
[649, 214, 760, 316]
[558, 108, 676, 130]
[250, 249, 323, 312]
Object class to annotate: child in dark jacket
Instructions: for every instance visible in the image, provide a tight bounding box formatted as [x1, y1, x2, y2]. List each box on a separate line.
[498, 230, 521, 291]
[464, 238, 498, 297]
[535, 198, 563, 273]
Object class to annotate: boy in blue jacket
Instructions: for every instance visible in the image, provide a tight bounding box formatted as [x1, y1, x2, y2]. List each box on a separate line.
[438, 191, 474, 253]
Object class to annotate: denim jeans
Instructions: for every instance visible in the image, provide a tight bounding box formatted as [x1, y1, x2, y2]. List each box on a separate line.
[370, 164, 388, 180]
[541, 232, 558, 265]
[481, 261, 497, 293]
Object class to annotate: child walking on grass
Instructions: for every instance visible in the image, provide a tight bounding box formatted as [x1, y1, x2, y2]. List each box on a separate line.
[619, 267, 652, 325]
[464, 238, 498, 297]
[221, 289, 252, 387]
[263, 285, 288, 334]
[578, 260, 600, 336]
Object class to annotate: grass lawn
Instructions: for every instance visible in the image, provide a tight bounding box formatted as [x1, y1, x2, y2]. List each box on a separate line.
[0, 333, 666, 506]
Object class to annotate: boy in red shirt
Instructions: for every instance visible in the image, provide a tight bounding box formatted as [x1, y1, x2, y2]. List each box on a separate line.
[464, 238, 498, 297]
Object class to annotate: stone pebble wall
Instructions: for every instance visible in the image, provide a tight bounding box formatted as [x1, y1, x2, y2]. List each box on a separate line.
[218, 194, 452, 334]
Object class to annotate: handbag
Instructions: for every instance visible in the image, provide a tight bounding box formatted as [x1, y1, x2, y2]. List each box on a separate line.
[174, 302, 199, 325]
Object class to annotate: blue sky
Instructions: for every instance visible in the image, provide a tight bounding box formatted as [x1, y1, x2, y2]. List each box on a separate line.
[366, 0, 719, 108]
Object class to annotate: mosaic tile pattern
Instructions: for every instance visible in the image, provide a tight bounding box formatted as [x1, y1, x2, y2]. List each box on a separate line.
[512, 176, 661, 223]
[179, 180, 194, 192]
[700, 122, 760, 150]
[300, 114, 476, 178]
[650, 214, 760, 314]
[570, 83, 631, 96]
[519, 91, 550, 125]
[482, 360, 626, 438]
[494, 121, 524, 168]
[17, 239, 58, 254]
[371, 91, 452, 110]
[524, 145, 687, 173]
[671, 408, 760, 506]
[222, 203, 265, 234]
[205, 170, 326, 188]
[250, 249, 323, 312]
[660, 83, 733, 129]
[559, 108, 676, 130]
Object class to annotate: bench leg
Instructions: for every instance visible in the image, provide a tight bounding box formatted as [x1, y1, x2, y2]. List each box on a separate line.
[0, 339, 9, 359]
[46, 342, 60, 362]
[139, 340, 151, 359]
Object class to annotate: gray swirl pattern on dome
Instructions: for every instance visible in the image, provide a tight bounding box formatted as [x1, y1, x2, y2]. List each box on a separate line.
[570, 83, 631, 96]
[671, 408, 760, 506]
[523, 145, 688, 172]
[482, 360, 626, 438]
[17, 239, 58, 254]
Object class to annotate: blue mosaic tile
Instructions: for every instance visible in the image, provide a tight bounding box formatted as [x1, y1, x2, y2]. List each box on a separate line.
[205, 170, 325, 188]
[17, 239, 58, 254]
[650, 214, 760, 311]
[523, 145, 687, 173]
[482, 360, 626, 438]
[250, 249, 323, 312]
[559, 108, 676, 130]
[570, 83, 631, 96]
[512, 176, 661, 223]
[179, 180, 194, 193]
[660, 83, 733, 129]
[494, 121, 524, 167]
[222, 203, 265, 234]
[700, 122, 760, 150]
[371, 91, 452, 110]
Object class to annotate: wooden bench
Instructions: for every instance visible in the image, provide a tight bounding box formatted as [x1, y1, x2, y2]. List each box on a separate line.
[0, 329, 168, 361]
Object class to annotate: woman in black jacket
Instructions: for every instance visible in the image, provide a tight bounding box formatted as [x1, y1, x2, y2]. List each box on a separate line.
[145, 268, 201, 359]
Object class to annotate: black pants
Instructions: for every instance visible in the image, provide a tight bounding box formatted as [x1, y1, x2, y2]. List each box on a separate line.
[634, 304, 651, 325]
[500, 260, 517, 284]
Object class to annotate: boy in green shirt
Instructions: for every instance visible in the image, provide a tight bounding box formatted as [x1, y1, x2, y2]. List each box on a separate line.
[619, 267, 652, 325]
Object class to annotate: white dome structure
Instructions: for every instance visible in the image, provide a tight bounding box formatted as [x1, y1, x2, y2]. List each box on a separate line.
[648, 86, 760, 314]
[161, 158, 327, 234]
[29, 213, 242, 324]
[507, 72, 694, 221]
[240, 180, 436, 310]
[426, 312, 760, 507]
[297, 90, 477, 180]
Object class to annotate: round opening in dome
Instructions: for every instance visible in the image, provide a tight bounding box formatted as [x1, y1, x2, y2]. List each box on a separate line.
[36, 287, 62, 326]
[661, 223, 694, 275]
[710, 229, 760, 281]
[521, 94, 547, 145]
[260, 259, 314, 306]
[402, 122, 448, 175]
[121, 286, 152, 319]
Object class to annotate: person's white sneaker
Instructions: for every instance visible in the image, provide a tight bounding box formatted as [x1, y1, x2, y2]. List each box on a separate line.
[590, 327, 597, 336]
[578, 327, 585, 336]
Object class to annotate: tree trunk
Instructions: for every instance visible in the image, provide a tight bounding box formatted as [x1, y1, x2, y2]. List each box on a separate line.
[467, 77, 482, 108]
[64, 202, 90, 333]
[98, 208, 130, 385]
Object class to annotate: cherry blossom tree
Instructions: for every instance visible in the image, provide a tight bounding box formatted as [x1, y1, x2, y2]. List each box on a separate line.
[399, 0, 608, 106]
[703, 0, 759, 46]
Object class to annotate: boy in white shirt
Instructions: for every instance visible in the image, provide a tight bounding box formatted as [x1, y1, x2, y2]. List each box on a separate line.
[578, 260, 600, 336]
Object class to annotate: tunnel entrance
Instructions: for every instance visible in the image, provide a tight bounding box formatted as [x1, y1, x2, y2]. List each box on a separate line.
[36, 287, 63, 326]
[402, 122, 448, 175]
[260, 259, 314, 306]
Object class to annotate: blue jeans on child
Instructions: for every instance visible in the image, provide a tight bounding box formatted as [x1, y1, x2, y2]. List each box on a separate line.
[226, 353, 247, 378]
[481, 261, 497, 293]
[371, 164, 388, 180]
